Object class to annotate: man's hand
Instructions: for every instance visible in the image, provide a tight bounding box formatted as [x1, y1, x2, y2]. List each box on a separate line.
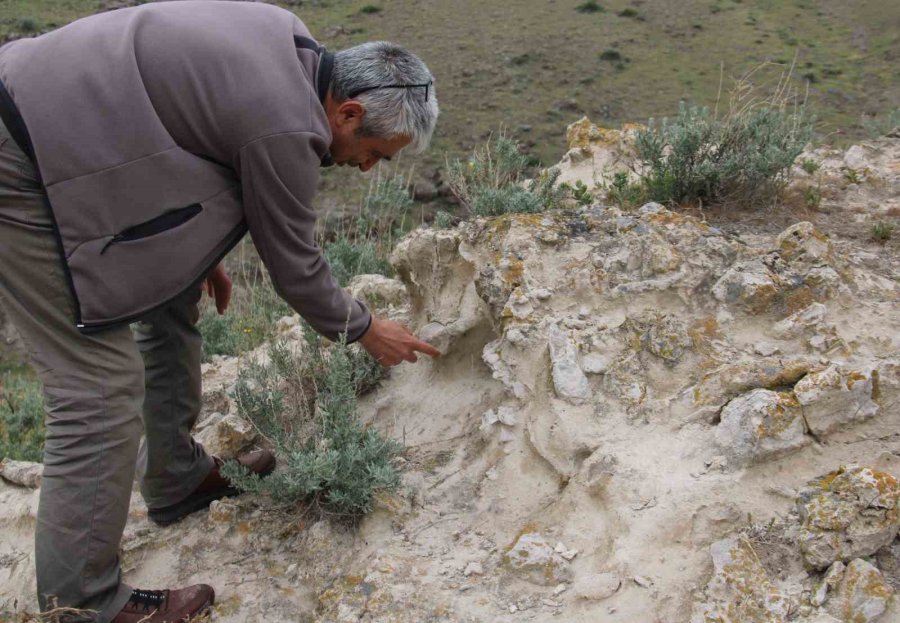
[359, 317, 442, 367]
[201, 263, 232, 315]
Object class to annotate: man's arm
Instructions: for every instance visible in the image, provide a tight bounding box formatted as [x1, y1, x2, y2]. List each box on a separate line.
[237, 131, 371, 342]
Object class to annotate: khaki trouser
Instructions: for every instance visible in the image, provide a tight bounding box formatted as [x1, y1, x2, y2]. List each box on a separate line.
[0, 120, 215, 622]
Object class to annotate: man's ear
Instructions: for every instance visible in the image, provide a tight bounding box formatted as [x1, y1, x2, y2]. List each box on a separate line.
[336, 100, 366, 130]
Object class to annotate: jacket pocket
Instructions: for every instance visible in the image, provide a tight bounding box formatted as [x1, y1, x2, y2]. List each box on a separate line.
[100, 204, 202, 254]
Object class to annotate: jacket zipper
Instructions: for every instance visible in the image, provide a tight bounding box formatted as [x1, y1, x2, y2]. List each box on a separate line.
[100, 204, 203, 254]
[78, 221, 248, 332]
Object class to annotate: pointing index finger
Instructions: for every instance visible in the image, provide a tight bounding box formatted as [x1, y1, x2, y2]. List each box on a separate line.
[412, 337, 442, 358]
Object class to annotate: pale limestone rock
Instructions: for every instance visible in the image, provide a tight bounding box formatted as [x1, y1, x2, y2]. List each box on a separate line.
[578, 452, 617, 497]
[581, 352, 611, 374]
[347, 274, 410, 311]
[480, 406, 518, 446]
[692, 358, 812, 408]
[797, 465, 900, 569]
[793, 365, 879, 435]
[602, 351, 649, 407]
[208, 499, 239, 525]
[504, 287, 534, 320]
[572, 572, 621, 601]
[548, 324, 590, 404]
[873, 360, 900, 410]
[776, 222, 833, 265]
[812, 561, 846, 607]
[826, 558, 894, 622]
[712, 259, 780, 314]
[503, 532, 573, 586]
[274, 314, 300, 333]
[0, 459, 42, 488]
[195, 412, 256, 459]
[622, 311, 692, 364]
[771, 303, 828, 339]
[843, 145, 870, 170]
[716, 389, 810, 468]
[418, 321, 451, 353]
[690, 537, 790, 623]
[464, 562, 484, 576]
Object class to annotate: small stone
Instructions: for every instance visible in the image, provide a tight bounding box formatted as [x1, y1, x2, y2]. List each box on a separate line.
[548, 324, 591, 404]
[639, 202, 665, 215]
[771, 303, 827, 339]
[826, 558, 894, 622]
[347, 274, 410, 311]
[509, 604, 518, 613]
[553, 584, 567, 596]
[207, 499, 238, 524]
[632, 575, 653, 588]
[194, 413, 255, 459]
[716, 389, 809, 468]
[573, 572, 621, 601]
[504, 531, 573, 586]
[0, 459, 43, 488]
[793, 365, 879, 436]
[753, 342, 780, 357]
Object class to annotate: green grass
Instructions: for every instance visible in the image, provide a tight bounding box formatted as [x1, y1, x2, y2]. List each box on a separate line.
[0, 366, 45, 462]
[198, 279, 292, 361]
[870, 220, 895, 243]
[576, 1, 605, 14]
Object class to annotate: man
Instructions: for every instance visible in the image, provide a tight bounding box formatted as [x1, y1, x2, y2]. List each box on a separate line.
[0, 1, 440, 621]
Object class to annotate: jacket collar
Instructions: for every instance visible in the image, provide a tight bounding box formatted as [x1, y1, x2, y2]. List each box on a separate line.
[294, 35, 336, 167]
[316, 49, 335, 167]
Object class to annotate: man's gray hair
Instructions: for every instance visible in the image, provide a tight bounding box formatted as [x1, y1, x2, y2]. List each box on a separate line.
[332, 41, 438, 153]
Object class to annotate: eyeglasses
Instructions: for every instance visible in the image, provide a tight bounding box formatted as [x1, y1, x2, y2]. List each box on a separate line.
[347, 80, 433, 101]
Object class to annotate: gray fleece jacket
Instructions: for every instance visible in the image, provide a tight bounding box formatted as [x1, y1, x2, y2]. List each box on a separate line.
[0, 0, 371, 340]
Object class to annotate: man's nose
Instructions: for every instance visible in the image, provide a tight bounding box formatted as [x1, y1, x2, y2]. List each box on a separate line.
[358, 156, 379, 172]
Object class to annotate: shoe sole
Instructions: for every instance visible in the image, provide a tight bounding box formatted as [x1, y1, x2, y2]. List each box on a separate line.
[148, 455, 276, 527]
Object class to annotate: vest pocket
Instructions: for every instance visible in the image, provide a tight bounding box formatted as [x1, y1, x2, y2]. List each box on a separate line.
[101, 204, 202, 254]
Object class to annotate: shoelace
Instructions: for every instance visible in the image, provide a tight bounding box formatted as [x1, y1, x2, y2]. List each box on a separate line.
[128, 589, 167, 612]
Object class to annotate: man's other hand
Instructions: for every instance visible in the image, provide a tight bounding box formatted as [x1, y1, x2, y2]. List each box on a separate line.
[202, 263, 232, 315]
[359, 317, 442, 366]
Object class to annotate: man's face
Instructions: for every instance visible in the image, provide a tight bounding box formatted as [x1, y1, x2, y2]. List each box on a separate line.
[326, 98, 412, 172]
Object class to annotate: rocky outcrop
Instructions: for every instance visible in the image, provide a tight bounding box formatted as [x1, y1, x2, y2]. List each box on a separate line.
[2, 120, 897, 623]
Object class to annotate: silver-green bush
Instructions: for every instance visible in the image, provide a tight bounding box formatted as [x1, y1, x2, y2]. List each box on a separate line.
[635, 101, 813, 208]
[222, 328, 397, 518]
[446, 132, 566, 216]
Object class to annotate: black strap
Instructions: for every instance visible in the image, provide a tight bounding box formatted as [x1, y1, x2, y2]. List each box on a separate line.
[0, 77, 41, 182]
[293, 35, 333, 106]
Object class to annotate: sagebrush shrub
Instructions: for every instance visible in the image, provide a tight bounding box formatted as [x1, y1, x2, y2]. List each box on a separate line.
[324, 236, 393, 287]
[223, 329, 396, 518]
[447, 132, 566, 216]
[634, 99, 813, 208]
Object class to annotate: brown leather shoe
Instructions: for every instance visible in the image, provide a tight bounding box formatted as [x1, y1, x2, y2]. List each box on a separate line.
[112, 585, 214, 622]
[148, 449, 275, 526]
